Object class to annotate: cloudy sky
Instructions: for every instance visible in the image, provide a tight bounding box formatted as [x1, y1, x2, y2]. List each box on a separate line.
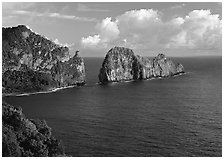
[2, 2, 222, 57]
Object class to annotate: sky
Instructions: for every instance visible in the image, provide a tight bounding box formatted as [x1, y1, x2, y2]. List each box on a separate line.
[2, 2, 222, 57]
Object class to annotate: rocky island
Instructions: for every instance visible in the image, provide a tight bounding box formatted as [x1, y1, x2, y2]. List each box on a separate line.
[2, 102, 65, 157]
[2, 25, 86, 95]
[99, 46, 184, 83]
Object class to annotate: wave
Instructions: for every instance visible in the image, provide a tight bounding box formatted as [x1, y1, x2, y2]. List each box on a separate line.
[173, 72, 189, 77]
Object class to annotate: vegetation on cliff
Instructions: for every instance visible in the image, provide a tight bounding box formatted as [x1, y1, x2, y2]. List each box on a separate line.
[2, 102, 65, 157]
[2, 25, 85, 94]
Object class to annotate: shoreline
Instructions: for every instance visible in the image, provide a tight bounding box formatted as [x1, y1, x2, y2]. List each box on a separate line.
[98, 72, 187, 85]
[3, 85, 78, 97]
[3, 72, 188, 97]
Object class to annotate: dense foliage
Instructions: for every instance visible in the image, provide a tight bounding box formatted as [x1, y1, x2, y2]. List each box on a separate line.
[2, 102, 65, 157]
[3, 69, 56, 93]
[2, 25, 86, 94]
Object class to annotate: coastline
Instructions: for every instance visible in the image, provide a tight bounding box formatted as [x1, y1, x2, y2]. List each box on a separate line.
[3, 85, 78, 97]
[3, 72, 188, 97]
[98, 72, 187, 85]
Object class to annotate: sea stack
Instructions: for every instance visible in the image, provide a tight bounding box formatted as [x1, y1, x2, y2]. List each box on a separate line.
[98, 46, 184, 84]
[2, 25, 86, 94]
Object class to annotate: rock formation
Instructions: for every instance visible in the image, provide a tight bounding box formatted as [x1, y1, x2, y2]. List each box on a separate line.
[99, 46, 184, 83]
[2, 25, 86, 94]
[2, 102, 65, 157]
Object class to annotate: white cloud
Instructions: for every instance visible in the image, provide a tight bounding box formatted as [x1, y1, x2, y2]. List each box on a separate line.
[115, 9, 162, 49]
[11, 10, 97, 22]
[81, 9, 221, 52]
[116, 9, 161, 34]
[49, 13, 74, 19]
[96, 17, 120, 42]
[116, 9, 160, 23]
[81, 35, 101, 47]
[53, 38, 74, 48]
[81, 17, 119, 48]
[81, 9, 162, 49]
[12, 10, 30, 15]
[167, 10, 222, 49]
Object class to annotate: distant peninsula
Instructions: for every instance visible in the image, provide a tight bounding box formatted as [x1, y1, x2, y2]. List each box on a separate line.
[99, 46, 184, 84]
[2, 25, 86, 95]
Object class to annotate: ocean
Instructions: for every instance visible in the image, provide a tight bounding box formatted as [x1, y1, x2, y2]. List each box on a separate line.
[3, 56, 222, 157]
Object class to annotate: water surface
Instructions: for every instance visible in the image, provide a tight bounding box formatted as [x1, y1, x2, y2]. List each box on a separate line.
[4, 56, 222, 156]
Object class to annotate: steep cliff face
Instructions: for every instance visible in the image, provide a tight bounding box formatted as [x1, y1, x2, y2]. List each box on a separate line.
[151, 53, 184, 77]
[2, 25, 85, 94]
[98, 47, 136, 83]
[99, 47, 184, 83]
[2, 102, 65, 157]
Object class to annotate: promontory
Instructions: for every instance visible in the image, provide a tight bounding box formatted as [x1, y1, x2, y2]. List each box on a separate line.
[2, 25, 86, 94]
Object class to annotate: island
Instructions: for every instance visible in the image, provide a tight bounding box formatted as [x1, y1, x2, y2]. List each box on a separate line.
[99, 46, 184, 84]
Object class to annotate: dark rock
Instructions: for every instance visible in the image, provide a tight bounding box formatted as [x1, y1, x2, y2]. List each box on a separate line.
[2, 25, 86, 94]
[2, 102, 65, 157]
[99, 46, 185, 83]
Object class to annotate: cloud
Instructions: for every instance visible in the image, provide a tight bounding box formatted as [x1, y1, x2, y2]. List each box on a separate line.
[81, 9, 162, 49]
[53, 38, 74, 48]
[96, 17, 120, 42]
[10, 10, 98, 22]
[81, 35, 101, 47]
[81, 17, 119, 48]
[116, 9, 161, 32]
[12, 10, 30, 15]
[166, 10, 222, 49]
[49, 13, 74, 19]
[77, 3, 109, 12]
[81, 9, 222, 52]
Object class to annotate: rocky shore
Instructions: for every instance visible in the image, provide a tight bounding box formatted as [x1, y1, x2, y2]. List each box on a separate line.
[99, 46, 184, 84]
[2, 25, 86, 94]
[2, 102, 66, 157]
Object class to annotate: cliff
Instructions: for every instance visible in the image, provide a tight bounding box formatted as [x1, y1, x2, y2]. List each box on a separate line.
[99, 47, 184, 83]
[2, 102, 65, 157]
[99, 47, 136, 82]
[2, 25, 86, 94]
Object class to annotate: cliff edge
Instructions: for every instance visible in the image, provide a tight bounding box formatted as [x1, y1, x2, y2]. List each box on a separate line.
[2, 25, 86, 94]
[99, 46, 184, 83]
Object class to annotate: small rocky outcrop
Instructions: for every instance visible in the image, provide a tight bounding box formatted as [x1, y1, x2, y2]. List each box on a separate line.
[2, 102, 65, 157]
[2, 25, 86, 94]
[99, 46, 184, 83]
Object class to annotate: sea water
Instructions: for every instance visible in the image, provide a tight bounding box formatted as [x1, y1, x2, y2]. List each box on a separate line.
[3, 56, 222, 156]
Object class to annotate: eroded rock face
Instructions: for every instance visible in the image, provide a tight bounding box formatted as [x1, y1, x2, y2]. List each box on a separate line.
[2, 102, 65, 157]
[99, 47, 136, 83]
[99, 47, 184, 83]
[2, 25, 86, 94]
